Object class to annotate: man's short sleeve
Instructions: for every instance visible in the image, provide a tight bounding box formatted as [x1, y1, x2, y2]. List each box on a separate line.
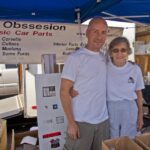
[61, 54, 79, 82]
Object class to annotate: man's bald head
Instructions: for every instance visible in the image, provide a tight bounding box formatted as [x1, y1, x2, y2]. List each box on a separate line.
[86, 17, 108, 51]
[88, 17, 108, 29]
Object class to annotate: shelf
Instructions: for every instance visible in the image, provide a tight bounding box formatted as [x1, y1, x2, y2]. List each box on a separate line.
[135, 53, 150, 56]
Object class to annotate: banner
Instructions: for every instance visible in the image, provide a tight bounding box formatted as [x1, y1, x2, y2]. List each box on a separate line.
[0, 20, 123, 64]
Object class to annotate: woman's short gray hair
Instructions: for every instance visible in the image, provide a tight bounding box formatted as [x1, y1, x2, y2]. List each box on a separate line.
[108, 36, 132, 55]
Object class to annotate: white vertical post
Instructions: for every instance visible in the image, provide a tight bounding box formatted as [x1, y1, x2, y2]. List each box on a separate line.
[42, 54, 56, 74]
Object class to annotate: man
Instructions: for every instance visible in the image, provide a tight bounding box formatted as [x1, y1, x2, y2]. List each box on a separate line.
[60, 17, 109, 150]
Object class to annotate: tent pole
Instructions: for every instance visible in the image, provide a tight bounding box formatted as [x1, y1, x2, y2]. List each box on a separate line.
[75, 8, 83, 48]
[102, 12, 147, 25]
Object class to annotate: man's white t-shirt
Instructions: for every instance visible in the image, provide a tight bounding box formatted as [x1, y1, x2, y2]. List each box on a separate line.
[61, 48, 108, 124]
[107, 61, 145, 102]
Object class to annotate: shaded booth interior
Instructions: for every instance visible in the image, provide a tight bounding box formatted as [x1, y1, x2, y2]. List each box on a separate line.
[135, 54, 150, 127]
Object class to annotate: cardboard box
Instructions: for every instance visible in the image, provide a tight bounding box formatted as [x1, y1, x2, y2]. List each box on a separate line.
[135, 133, 150, 150]
[11, 129, 38, 150]
[102, 136, 143, 150]
[0, 119, 7, 150]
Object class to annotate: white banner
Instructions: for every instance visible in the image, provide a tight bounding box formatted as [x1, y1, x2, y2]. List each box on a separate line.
[0, 20, 123, 64]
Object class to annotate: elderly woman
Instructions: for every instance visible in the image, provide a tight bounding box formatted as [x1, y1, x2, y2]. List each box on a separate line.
[107, 36, 144, 138]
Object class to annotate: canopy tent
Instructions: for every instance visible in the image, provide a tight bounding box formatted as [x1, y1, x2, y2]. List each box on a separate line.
[100, 0, 150, 25]
[0, 0, 149, 25]
[0, 0, 120, 23]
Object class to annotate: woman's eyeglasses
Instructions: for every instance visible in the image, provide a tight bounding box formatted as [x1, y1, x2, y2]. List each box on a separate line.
[112, 48, 127, 53]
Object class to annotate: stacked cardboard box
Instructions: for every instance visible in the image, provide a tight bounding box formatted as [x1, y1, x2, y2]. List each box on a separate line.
[135, 133, 150, 150]
[11, 129, 39, 150]
[102, 136, 143, 150]
[0, 119, 7, 150]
